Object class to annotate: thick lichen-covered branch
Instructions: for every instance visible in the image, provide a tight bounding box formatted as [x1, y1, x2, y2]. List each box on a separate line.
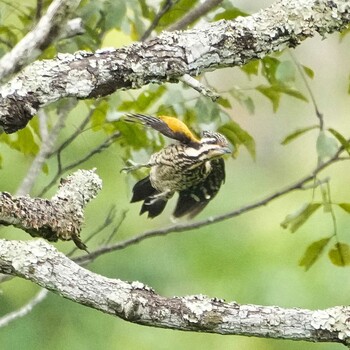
[0, 0, 349, 133]
[0, 239, 350, 345]
[0, 169, 102, 249]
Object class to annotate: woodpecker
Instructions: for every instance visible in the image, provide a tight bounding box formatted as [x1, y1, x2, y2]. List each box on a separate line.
[122, 113, 231, 218]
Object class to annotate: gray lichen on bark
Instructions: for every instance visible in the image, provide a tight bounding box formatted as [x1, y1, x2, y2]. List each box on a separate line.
[0, 169, 102, 249]
[1, 239, 350, 345]
[0, 0, 348, 133]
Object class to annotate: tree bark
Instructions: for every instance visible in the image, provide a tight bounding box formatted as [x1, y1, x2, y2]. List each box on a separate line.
[0, 169, 101, 249]
[0, 239, 349, 345]
[0, 0, 348, 133]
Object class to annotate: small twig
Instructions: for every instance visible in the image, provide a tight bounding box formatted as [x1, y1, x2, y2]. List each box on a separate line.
[141, 0, 177, 41]
[75, 142, 349, 265]
[39, 132, 120, 197]
[50, 107, 95, 157]
[16, 99, 77, 196]
[66, 205, 118, 257]
[289, 51, 324, 130]
[167, 0, 223, 31]
[0, 288, 49, 328]
[179, 74, 220, 101]
[104, 209, 128, 245]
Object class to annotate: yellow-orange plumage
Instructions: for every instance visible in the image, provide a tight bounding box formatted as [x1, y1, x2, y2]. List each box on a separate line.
[158, 116, 199, 143]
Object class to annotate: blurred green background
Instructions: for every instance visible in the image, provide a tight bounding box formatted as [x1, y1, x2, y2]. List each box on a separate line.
[1, 0, 350, 349]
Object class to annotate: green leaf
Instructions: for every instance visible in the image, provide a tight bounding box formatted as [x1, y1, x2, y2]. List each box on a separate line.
[338, 203, 350, 214]
[0, 128, 39, 155]
[257, 84, 307, 112]
[302, 65, 314, 79]
[328, 128, 350, 155]
[281, 203, 321, 233]
[281, 125, 318, 145]
[42, 163, 49, 175]
[261, 57, 280, 84]
[119, 86, 167, 113]
[316, 131, 339, 160]
[117, 120, 149, 150]
[275, 60, 296, 83]
[256, 85, 281, 112]
[340, 27, 350, 41]
[277, 85, 308, 102]
[329, 243, 350, 267]
[193, 97, 222, 124]
[218, 120, 256, 159]
[240, 60, 259, 78]
[138, 0, 156, 20]
[217, 97, 231, 109]
[158, 0, 199, 28]
[90, 100, 109, 130]
[213, 7, 248, 21]
[137, 86, 167, 111]
[229, 89, 255, 114]
[0, 25, 19, 47]
[299, 237, 332, 270]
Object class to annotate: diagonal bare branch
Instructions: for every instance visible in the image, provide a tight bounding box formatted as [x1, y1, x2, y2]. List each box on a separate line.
[0, 0, 82, 81]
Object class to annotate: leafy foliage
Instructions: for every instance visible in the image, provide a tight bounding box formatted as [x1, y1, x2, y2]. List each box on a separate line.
[316, 131, 338, 160]
[281, 203, 321, 233]
[218, 120, 255, 158]
[299, 237, 332, 270]
[281, 125, 319, 145]
[328, 128, 350, 155]
[0, 126, 39, 156]
[329, 243, 350, 267]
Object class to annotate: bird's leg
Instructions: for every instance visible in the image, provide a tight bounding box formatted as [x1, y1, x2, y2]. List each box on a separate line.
[147, 189, 173, 204]
[121, 159, 150, 173]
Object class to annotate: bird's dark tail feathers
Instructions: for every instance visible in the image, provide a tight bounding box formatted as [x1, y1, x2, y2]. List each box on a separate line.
[131, 176, 167, 218]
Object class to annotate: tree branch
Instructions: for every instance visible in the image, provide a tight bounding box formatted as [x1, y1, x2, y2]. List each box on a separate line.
[16, 99, 77, 196]
[0, 289, 49, 328]
[0, 0, 82, 81]
[0, 169, 102, 249]
[0, 239, 349, 345]
[38, 131, 120, 197]
[0, 0, 348, 133]
[167, 0, 223, 31]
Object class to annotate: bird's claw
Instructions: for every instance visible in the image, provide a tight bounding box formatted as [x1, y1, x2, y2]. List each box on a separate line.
[121, 160, 143, 173]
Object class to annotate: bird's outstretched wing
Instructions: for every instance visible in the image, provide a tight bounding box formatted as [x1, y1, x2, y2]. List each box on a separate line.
[124, 113, 200, 146]
[173, 158, 226, 218]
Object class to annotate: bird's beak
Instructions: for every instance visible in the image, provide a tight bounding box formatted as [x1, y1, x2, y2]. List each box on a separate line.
[221, 147, 232, 155]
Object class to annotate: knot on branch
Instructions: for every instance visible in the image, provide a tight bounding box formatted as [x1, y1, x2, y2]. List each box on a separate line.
[0, 169, 102, 250]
